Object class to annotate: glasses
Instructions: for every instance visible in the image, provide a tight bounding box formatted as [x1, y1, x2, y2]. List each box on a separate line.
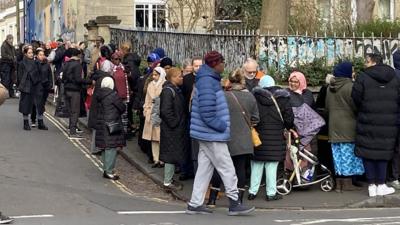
[112, 58, 121, 60]
[246, 70, 257, 75]
[289, 80, 300, 84]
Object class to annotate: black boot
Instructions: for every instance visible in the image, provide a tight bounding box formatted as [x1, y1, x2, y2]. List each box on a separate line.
[206, 188, 219, 208]
[38, 119, 48, 130]
[238, 189, 245, 204]
[23, 120, 31, 131]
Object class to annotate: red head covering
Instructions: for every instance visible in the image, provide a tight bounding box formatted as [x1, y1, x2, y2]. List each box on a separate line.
[289, 71, 307, 94]
[204, 51, 224, 68]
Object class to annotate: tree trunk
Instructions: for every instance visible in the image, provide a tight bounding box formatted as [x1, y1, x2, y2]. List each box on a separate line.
[259, 0, 289, 35]
[356, 0, 375, 24]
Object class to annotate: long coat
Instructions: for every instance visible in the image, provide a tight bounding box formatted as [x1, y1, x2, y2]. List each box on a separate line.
[352, 64, 400, 161]
[253, 87, 294, 162]
[142, 80, 165, 141]
[17, 57, 41, 115]
[326, 77, 357, 143]
[94, 87, 126, 149]
[225, 86, 259, 157]
[159, 82, 188, 164]
[88, 70, 112, 129]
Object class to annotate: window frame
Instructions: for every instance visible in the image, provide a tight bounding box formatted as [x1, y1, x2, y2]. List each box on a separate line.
[134, 0, 167, 31]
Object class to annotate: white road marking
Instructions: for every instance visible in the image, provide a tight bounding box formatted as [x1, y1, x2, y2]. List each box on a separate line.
[118, 211, 186, 215]
[279, 216, 400, 225]
[11, 214, 54, 219]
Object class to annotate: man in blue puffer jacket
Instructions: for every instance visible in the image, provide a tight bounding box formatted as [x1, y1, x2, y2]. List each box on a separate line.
[186, 51, 255, 216]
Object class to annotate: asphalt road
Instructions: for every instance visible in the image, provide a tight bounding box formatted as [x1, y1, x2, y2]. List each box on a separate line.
[1, 99, 400, 225]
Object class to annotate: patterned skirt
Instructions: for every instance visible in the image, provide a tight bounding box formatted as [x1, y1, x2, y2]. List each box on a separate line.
[121, 101, 129, 133]
[331, 143, 365, 176]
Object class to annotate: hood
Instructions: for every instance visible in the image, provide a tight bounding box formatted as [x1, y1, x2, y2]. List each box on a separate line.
[393, 50, 400, 70]
[196, 64, 221, 82]
[96, 87, 114, 100]
[253, 86, 289, 106]
[329, 77, 352, 93]
[364, 64, 396, 84]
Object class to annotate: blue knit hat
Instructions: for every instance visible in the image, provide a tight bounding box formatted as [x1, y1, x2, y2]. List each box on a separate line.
[258, 75, 275, 88]
[152, 48, 166, 59]
[147, 53, 160, 63]
[333, 61, 353, 78]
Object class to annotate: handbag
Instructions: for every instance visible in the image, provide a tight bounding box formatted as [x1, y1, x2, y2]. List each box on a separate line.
[106, 121, 123, 135]
[229, 92, 262, 147]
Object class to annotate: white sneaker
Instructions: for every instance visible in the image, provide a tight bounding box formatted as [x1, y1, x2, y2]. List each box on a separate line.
[377, 184, 395, 196]
[368, 184, 377, 197]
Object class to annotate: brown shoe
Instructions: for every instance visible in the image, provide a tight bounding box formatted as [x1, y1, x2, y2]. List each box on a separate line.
[342, 178, 363, 191]
[335, 178, 343, 193]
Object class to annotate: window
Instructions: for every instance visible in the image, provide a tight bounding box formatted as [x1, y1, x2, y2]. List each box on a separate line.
[378, 0, 394, 20]
[135, 1, 166, 30]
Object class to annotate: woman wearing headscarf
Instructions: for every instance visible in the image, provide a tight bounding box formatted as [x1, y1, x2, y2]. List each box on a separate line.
[94, 77, 126, 180]
[249, 75, 294, 201]
[326, 61, 364, 192]
[288, 71, 315, 108]
[142, 67, 167, 168]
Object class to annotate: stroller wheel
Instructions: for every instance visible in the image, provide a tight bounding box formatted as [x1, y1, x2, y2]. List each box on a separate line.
[320, 177, 335, 192]
[276, 178, 292, 196]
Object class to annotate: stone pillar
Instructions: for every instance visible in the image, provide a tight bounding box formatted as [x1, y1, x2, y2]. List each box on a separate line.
[84, 16, 121, 44]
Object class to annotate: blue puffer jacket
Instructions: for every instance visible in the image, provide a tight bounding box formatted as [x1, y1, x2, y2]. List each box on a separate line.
[190, 64, 230, 142]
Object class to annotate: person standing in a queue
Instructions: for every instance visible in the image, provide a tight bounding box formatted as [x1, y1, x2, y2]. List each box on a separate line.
[352, 53, 400, 197]
[62, 48, 92, 139]
[186, 51, 255, 216]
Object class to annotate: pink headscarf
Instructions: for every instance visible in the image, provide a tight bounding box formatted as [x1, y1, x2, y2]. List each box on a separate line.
[289, 71, 307, 94]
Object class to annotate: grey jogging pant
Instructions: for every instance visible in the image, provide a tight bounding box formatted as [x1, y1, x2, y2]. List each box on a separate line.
[188, 141, 239, 207]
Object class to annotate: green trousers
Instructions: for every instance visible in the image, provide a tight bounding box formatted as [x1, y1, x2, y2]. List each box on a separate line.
[164, 163, 175, 185]
[249, 160, 279, 197]
[102, 148, 117, 174]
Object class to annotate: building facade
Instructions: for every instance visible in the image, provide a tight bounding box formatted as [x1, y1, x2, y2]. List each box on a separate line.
[0, 0, 23, 44]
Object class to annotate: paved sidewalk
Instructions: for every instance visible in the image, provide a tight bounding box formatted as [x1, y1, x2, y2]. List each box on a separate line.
[46, 99, 400, 209]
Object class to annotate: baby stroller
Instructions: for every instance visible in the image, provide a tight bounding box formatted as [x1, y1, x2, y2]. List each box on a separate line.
[276, 103, 334, 195]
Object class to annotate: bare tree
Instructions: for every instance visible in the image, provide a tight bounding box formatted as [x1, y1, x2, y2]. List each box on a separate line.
[356, 0, 375, 24]
[164, 0, 213, 32]
[259, 0, 289, 35]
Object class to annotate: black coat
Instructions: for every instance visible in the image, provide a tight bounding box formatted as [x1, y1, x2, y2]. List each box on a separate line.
[352, 64, 400, 160]
[122, 52, 141, 95]
[132, 72, 150, 110]
[37, 60, 53, 91]
[62, 57, 91, 92]
[181, 73, 195, 112]
[1, 40, 15, 64]
[159, 82, 189, 164]
[94, 88, 126, 149]
[17, 57, 41, 114]
[88, 70, 113, 129]
[253, 87, 294, 162]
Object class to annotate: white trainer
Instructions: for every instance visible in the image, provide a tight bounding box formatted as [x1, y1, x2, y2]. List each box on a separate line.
[377, 184, 395, 196]
[368, 184, 377, 197]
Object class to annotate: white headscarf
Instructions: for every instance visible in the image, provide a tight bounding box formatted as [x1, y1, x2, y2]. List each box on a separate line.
[101, 77, 114, 90]
[152, 67, 166, 87]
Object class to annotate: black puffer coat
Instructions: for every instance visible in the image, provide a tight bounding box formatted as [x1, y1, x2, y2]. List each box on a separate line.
[352, 64, 400, 160]
[94, 87, 126, 149]
[88, 70, 113, 129]
[253, 87, 294, 162]
[37, 59, 53, 91]
[159, 82, 189, 164]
